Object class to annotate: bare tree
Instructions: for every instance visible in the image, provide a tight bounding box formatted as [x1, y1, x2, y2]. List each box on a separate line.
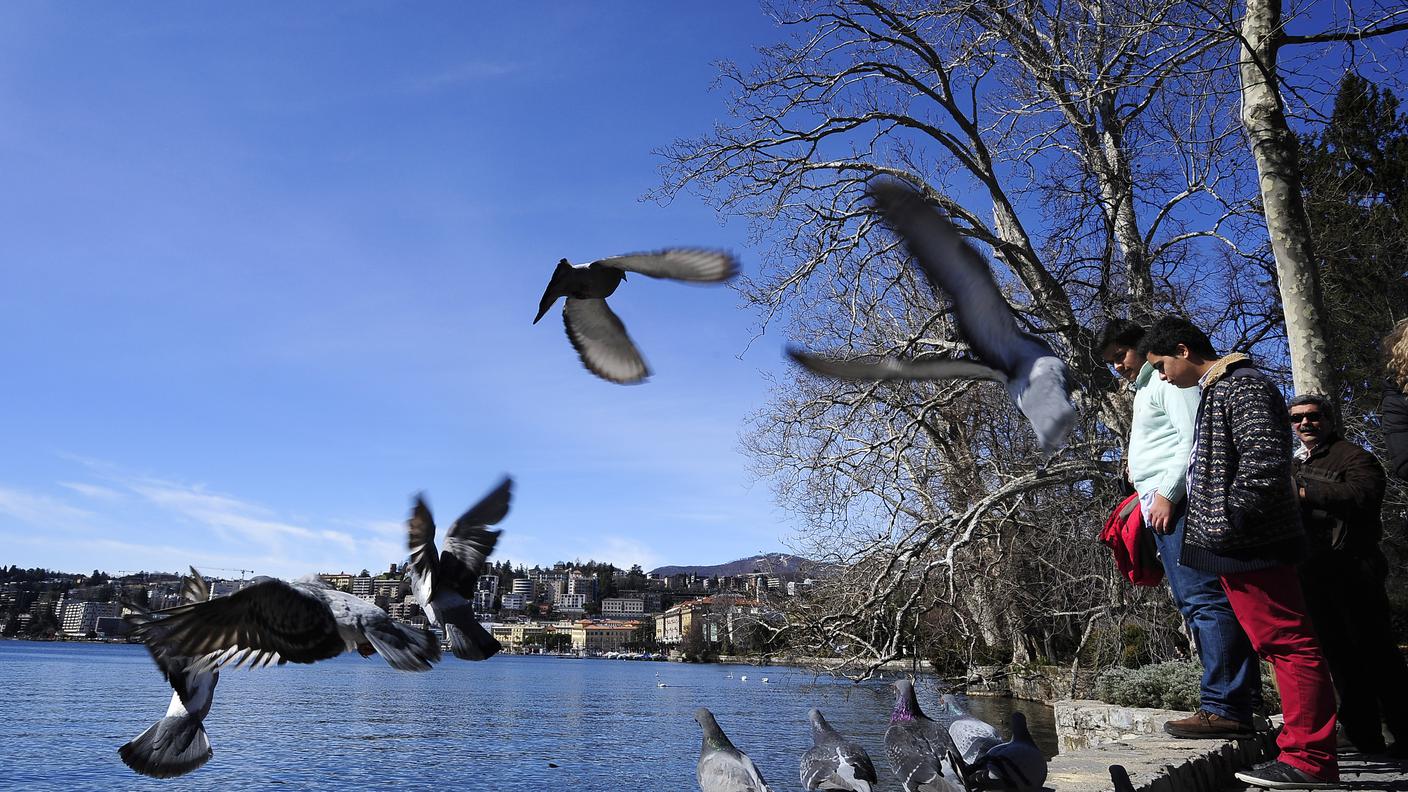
[654, 0, 1258, 678]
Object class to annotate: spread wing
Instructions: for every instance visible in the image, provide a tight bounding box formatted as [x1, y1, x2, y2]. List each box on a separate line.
[788, 347, 1008, 384]
[596, 249, 739, 282]
[132, 577, 344, 671]
[439, 477, 511, 597]
[563, 297, 649, 384]
[407, 496, 440, 604]
[868, 181, 1053, 376]
[949, 716, 1003, 765]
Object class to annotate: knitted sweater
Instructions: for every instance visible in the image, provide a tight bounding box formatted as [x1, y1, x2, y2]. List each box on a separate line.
[1182, 354, 1305, 574]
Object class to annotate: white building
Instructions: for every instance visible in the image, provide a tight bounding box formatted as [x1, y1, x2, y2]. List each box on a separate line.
[59, 600, 120, 636]
[556, 593, 587, 612]
[601, 597, 645, 617]
[500, 593, 529, 611]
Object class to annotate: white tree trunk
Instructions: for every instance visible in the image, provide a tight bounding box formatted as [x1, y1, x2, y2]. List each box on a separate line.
[1239, 0, 1335, 395]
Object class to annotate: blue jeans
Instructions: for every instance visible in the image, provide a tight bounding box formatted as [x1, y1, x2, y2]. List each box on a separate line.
[1152, 503, 1261, 722]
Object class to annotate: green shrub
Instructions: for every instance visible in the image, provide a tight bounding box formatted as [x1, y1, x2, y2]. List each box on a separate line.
[1094, 660, 1281, 712]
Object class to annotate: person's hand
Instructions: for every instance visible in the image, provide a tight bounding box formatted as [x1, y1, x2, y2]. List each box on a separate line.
[1148, 492, 1175, 535]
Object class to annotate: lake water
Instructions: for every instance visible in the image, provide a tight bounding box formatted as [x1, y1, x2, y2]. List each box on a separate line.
[0, 640, 1055, 791]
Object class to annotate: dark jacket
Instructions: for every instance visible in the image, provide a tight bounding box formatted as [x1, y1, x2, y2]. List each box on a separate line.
[1383, 381, 1408, 482]
[1183, 354, 1305, 573]
[1292, 435, 1386, 557]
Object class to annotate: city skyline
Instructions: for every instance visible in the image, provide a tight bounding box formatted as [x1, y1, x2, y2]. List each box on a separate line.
[0, 3, 797, 579]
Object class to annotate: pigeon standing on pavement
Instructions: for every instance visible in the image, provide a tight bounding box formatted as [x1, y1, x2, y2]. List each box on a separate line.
[119, 568, 220, 778]
[800, 708, 877, 791]
[937, 694, 1003, 766]
[694, 707, 773, 792]
[885, 680, 967, 792]
[968, 712, 1046, 792]
[131, 573, 440, 673]
[534, 249, 739, 384]
[407, 477, 512, 661]
[788, 181, 1077, 453]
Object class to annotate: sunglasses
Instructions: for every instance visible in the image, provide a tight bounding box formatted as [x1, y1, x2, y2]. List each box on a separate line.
[1290, 412, 1323, 424]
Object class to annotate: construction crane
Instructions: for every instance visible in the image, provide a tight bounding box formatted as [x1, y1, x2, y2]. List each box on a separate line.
[200, 567, 255, 580]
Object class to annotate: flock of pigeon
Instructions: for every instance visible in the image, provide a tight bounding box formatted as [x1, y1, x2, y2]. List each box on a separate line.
[695, 680, 1046, 792]
[116, 181, 1079, 786]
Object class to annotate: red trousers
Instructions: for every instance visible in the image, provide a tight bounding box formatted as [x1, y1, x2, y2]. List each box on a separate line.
[1221, 564, 1339, 781]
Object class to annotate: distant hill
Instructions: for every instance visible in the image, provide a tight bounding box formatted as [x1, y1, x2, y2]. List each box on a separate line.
[650, 553, 813, 578]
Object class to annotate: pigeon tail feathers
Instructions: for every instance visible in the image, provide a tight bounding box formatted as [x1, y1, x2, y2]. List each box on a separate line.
[118, 714, 212, 779]
[440, 606, 501, 661]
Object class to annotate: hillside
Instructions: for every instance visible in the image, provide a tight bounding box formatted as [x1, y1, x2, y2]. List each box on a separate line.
[650, 553, 812, 578]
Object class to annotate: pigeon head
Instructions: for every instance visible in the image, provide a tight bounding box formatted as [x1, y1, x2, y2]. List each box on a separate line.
[693, 707, 734, 750]
[808, 708, 836, 739]
[1009, 711, 1032, 741]
[891, 679, 924, 723]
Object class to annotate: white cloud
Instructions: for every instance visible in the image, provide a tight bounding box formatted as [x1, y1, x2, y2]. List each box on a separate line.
[0, 486, 96, 527]
[57, 481, 126, 501]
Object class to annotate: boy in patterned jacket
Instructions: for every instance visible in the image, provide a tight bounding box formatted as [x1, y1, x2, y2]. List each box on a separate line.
[1139, 316, 1338, 790]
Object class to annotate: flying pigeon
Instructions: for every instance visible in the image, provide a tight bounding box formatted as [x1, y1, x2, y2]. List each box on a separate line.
[131, 573, 440, 673]
[694, 707, 773, 792]
[534, 249, 739, 384]
[800, 708, 878, 791]
[119, 568, 220, 778]
[884, 680, 967, 792]
[937, 694, 1003, 766]
[788, 181, 1077, 453]
[966, 712, 1046, 792]
[407, 477, 511, 660]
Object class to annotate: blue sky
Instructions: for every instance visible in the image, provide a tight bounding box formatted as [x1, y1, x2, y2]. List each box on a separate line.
[0, 2, 798, 578]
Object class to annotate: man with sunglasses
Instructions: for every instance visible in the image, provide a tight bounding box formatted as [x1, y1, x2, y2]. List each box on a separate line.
[1289, 393, 1407, 757]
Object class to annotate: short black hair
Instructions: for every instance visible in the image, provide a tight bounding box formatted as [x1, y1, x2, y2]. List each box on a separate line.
[1288, 393, 1338, 430]
[1096, 318, 1146, 352]
[1137, 316, 1217, 359]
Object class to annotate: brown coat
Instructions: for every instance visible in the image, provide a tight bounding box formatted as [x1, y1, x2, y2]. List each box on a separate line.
[1292, 435, 1386, 557]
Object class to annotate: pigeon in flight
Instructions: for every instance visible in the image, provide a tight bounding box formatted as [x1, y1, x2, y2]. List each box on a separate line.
[119, 568, 220, 778]
[937, 694, 1003, 766]
[694, 707, 773, 792]
[131, 573, 440, 673]
[884, 680, 968, 792]
[407, 477, 511, 661]
[800, 708, 877, 791]
[788, 181, 1077, 453]
[965, 712, 1046, 792]
[534, 249, 739, 384]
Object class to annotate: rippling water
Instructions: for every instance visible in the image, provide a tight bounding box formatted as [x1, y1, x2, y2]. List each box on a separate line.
[0, 640, 1055, 790]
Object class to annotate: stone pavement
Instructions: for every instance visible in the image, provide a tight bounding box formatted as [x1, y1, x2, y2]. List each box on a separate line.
[1046, 700, 1408, 791]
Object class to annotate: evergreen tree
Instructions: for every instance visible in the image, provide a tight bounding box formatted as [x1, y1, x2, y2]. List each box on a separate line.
[1300, 71, 1408, 414]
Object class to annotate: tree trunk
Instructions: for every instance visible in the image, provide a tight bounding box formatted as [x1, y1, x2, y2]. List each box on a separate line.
[1239, 0, 1336, 395]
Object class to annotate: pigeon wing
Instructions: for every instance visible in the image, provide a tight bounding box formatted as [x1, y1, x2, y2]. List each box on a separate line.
[788, 347, 1008, 383]
[597, 249, 739, 282]
[133, 577, 344, 670]
[406, 496, 439, 602]
[798, 745, 837, 789]
[868, 182, 1052, 375]
[440, 477, 511, 597]
[949, 717, 1003, 765]
[886, 723, 941, 792]
[699, 748, 771, 792]
[562, 297, 650, 384]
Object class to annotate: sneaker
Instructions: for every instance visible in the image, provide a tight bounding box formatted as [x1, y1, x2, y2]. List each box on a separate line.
[1163, 709, 1255, 739]
[1233, 760, 1336, 789]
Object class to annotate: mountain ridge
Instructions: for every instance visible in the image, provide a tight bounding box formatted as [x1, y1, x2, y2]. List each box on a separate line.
[650, 553, 811, 578]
